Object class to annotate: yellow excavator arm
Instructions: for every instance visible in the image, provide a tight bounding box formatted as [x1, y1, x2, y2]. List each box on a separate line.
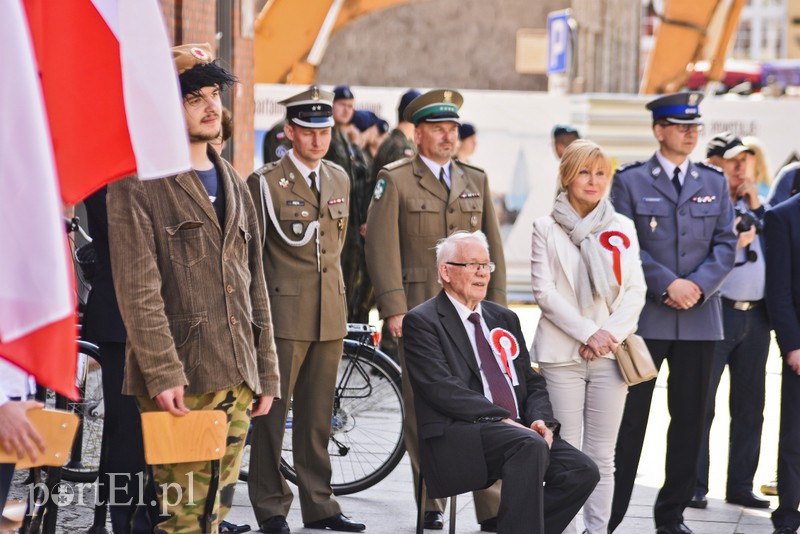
[640, 0, 747, 94]
[254, 0, 416, 85]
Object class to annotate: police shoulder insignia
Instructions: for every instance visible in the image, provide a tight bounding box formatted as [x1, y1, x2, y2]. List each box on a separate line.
[615, 160, 645, 174]
[373, 178, 386, 200]
[696, 161, 724, 175]
[275, 145, 288, 159]
[456, 160, 486, 173]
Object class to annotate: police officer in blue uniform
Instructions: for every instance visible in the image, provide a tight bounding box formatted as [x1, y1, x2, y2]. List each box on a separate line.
[608, 92, 737, 534]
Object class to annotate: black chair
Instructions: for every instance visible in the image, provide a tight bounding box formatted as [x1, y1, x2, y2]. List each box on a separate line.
[415, 473, 457, 534]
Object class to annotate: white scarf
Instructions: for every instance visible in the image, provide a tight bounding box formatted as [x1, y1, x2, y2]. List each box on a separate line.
[550, 192, 619, 310]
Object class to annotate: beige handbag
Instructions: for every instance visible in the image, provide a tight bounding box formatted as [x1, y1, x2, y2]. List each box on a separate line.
[615, 334, 658, 386]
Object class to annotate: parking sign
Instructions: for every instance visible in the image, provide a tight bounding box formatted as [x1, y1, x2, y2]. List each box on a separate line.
[547, 10, 570, 75]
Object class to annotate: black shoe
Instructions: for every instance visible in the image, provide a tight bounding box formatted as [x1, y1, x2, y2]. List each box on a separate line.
[773, 528, 797, 534]
[423, 511, 444, 530]
[726, 491, 771, 509]
[480, 517, 498, 532]
[686, 489, 707, 509]
[656, 522, 694, 534]
[260, 515, 290, 534]
[304, 513, 366, 532]
[220, 520, 251, 533]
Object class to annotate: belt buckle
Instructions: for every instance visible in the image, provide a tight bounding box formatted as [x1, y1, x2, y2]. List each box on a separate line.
[733, 301, 751, 311]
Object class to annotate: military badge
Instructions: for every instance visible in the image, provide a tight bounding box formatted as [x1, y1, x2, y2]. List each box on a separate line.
[301, 210, 309, 218]
[691, 195, 716, 203]
[277, 132, 285, 140]
[190, 47, 209, 60]
[373, 178, 386, 200]
[650, 216, 658, 233]
[278, 178, 289, 189]
[470, 215, 478, 227]
[690, 169, 699, 178]
[688, 93, 699, 106]
[276, 145, 288, 159]
[652, 167, 661, 176]
[404, 148, 415, 157]
[292, 222, 304, 236]
[328, 197, 345, 205]
[289, 172, 295, 179]
[459, 192, 480, 199]
[338, 219, 345, 230]
[311, 86, 320, 101]
[443, 90, 453, 103]
[287, 200, 304, 206]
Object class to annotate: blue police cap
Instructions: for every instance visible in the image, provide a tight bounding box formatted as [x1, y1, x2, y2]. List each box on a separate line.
[458, 123, 476, 140]
[333, 85, 354, 101]
[646, 92, 704, 124]
[376, 118, 389, 134]
[350, 110, 376, 132]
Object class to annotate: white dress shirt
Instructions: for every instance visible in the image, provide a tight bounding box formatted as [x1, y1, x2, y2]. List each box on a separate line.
[419, 154, 452, 189]
[288, 149, 321, 191]
[655, 150, 689, 186]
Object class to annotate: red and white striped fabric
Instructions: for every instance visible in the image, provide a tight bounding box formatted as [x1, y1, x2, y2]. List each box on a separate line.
[0, 0, 190, 398]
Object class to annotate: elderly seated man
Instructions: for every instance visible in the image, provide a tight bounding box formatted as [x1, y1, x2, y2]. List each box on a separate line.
[402, 231, 599, 534]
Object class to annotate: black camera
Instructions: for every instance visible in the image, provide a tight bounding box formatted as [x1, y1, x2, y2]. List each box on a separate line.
[735, 207, 763, 234]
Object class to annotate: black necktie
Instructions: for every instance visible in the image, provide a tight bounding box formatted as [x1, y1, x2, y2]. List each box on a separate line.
[672, 167, 682, 195]
[439, 167, 450, 194]
[468, 313, 518, 419]
[309, 171, 319, 200]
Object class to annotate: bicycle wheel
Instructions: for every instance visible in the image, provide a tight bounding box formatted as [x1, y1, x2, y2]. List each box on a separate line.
[278, 341, 405, 495]
[60, 341, 105, 483]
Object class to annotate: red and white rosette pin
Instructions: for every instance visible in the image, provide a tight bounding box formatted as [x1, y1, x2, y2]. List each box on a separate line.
[599, 230, 631, 285]
[490, 328, 519, 378]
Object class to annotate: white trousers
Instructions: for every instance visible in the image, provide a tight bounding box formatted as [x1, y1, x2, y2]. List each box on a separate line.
[540, 357, 628, 534]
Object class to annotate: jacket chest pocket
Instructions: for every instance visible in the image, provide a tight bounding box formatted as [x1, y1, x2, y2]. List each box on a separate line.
[407, 197, 442, 236]
[688, 202, 722, 240]
[166, 220, 206, 267]
[456, 198, 483, 230]
[279, 205, 318, 239]
[634, 201, 671, 241]
[326, 201, 348, 242]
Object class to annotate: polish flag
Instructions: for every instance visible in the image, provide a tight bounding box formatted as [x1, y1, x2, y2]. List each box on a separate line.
[23, 0, 191, 205]
[0, 0, 190, 399]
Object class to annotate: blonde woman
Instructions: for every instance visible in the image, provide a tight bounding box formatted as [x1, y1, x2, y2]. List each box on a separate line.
[531, 140, 646, 534]
[742, 136, 772, 198]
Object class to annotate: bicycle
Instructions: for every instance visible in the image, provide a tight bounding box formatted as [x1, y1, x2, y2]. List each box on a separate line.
[239, 323, 405, 495]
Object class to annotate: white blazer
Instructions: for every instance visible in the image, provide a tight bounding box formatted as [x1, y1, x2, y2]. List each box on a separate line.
[530, 212, 646, 365]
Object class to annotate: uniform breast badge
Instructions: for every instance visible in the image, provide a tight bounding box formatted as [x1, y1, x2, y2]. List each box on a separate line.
[278, 178, 289, 189]
[650, 216, 658, 233]
[373, 178, 386, 200]
[470, 215, 478, 227]
[292, 222, 304, 236]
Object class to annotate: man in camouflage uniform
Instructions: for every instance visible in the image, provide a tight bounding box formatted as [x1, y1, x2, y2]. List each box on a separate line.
[262, 118, 292, 164]
[365, 89, 506, 532]
[246, 86, 365, 534]
[108, 43, 279, 533]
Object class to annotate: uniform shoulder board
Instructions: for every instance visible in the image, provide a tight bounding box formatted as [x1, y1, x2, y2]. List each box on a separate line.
[383, 157, 413, 171]
[253, 160, 280, 177]
[696, 161, 724, 175]
[615, 160, 646, 174]
[321, 158, 347, 175]
[454, 160, 486, 174]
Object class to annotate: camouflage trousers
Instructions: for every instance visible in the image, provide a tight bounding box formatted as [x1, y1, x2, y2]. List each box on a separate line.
[138, 384, 253, 533]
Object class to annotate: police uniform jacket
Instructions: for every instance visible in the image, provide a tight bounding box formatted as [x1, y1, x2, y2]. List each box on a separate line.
[365, 155, 507, 319]
[247, 156, 349, 342]
[108, 148, 280, 399]
[610, 154, 736, 340]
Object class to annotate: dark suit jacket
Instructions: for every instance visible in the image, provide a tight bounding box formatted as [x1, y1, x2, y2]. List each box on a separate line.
[403, 291, 556, 498]
[82, 187, 126, 344]
[764, 194, 800, 354]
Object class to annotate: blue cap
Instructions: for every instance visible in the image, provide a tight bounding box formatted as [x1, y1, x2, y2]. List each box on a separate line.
[458, 123, 476, 140]
[552, 124, 580, 138]
[646, 92, 704, 124]
[333, 85, 354, 101]
[376, 118, 389, 134]
[398, 89, 422, 122]
[350, 110, 376, 132]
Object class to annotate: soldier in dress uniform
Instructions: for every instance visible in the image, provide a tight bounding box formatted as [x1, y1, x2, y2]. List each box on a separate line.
[365, 89, 506, 532]
[246, 86, 365, 534]
[608, 92, 737, 534]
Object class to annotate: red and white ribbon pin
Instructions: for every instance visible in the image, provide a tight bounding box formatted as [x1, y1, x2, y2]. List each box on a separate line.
[599, 230, 631, 285]
[490, 328, 519, 378]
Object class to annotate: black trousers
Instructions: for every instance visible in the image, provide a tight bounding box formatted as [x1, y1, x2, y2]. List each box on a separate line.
[772, 359, 800, 530]
[480, 423, 599, 534]
[609, 339, 714, 530]
[98, 341, 147, 534]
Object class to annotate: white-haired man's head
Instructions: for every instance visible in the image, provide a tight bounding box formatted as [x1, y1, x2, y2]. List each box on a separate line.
[435, 231, 493, 310]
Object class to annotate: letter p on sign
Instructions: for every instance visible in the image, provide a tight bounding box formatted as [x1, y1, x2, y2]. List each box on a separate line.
[547, 10, 570, 75]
